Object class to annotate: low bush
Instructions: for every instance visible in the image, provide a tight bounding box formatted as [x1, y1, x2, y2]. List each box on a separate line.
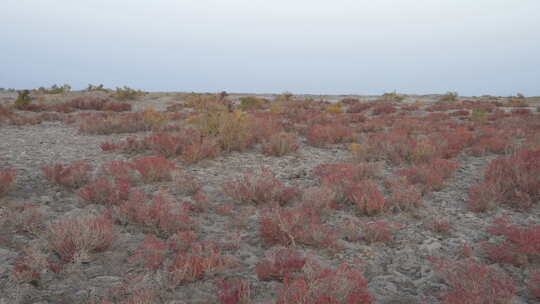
[42, 160, 92, 188]
[467, 149, 540, 211]
[439, 91, 459, 102]
[372, 103, 397, 115]
[0, 168, 16, 198]
[114, 86, 145, 100]
[47, 212, 115, 264]
[129, 156, 175, 183]
[223, 168, 299, 205]
[385, 177, 423, 212]
[216, 277, 251, 304]
[239, 96, 267, 111]
[482, 217, 540, 266]
[259, 206, 337, 249]
[528, 269, 540, 299]
[306, 123, 353, 147]
[167, 241, 235, 287]
[78, 178, 131, 206]
[255, 248, 306, 281]
[262, 132, 300, 156]
[276, 262, 373, 304]
[115, 189, 196, 236]
[399, 158, 459, 193]
[429, 257, 516, 304]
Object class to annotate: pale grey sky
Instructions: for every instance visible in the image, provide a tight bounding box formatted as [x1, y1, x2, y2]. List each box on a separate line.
[1, 0, 539, 95]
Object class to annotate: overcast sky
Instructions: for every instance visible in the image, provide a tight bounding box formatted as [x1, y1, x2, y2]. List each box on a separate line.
[1, 0, 539, 96]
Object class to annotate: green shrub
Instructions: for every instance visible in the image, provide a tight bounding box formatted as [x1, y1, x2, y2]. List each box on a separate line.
[239, 96, 266, 110]
[439, 91, 459, 102]
[114, 86, 145, 100]
[382, 91, 406, 102]
[15, 90, 32, 107]
[37, 84, 71, 94]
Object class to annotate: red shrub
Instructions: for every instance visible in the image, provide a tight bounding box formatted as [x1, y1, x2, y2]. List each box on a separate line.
[78, 178, 131, 206]
[467, 149, 540, 211]
[101, 160, 140, 184]
[427, 219, 451, 234]
[306, 124, 353, 147]
[103, 102, 132, 112]
[99, 142, 119, 152]
[144, 132, 184, 157]
[482, 217, 540, 266]
[167, 241, 235, 286]
[372, 103, 396, 115]
[129, 156, 175, 183]
[429, 257, 516, 304]
[129, 234, 168, 270]
[42, 160, 92, 188]
[68, 97, 108, 110]
[276, 262, 373, 304]
[10, 254, 44, 286]
[0, 168, 16, 197]
[223, 168, 299, 205]
[3, 202, 45, 235]
[255, 248, 306, 281]
[171, 169, 203, 196]
[347, 180, 387, 215]
[511, 108, 532, 115]
[315, 162, 379, 205]
[259, 206, 337, 249]
[385, 177, 422, 212]
[360, 221, 401, 243]
[181, 136, 221, 164]
[346, 102, 372, 113]
[399, 158, 459, 193]
[528, 269, 540, 299]
[115, 189, 196, 237]
[216, 277, 251, 304]
[47, 212, 115, 263]
[449, 110, 469, 117]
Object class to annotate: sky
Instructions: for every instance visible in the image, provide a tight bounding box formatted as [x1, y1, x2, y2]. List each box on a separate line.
[1, 0, 539, 96]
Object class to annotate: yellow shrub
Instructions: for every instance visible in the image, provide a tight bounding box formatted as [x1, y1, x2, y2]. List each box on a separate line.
[141, 106, 169, 129]
[325, 103, 343, 114]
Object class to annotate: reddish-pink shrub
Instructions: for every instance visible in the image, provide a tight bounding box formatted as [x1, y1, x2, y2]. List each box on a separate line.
[467, 149, 540, 211]
[216, 277, 251, 304]
[276, 262, 373, 304]
[255, 248, 306, 281]
[129, 234, 169, 270]
[259, 206, 337, 249]
[101, 160, 139, 184]
[306, 123, 353, 147]
[167, 241, 235, 286]
[3, 202, 45, 235]
[181, 136, 221, 164]
[347, 180, 387, 215]
[100, 142, 119, 152]
[482, 217, 540, 266]
[223, 168, 299, 205]
[399, 158, 459, 193]
[429, 257, 516, 304]
[385, 178, 422, 212]
[360, 221, 402, 243]
[511, 108, 532, 115]
[449, 110, 469, 117]
[372, 103, 396, 115]
[427, 219, 451, 234]
[10, 252, 44, 284]
[0, 167, 16, 197]
[315, 162, 379, 205]
[115, 190, 196, 236]
[129, 156, 175, 182]
[527, 269, 540, 299]
[42, 160, 92, 188]
[78, 178, 131, 206]
[47, 212, 115, 263]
